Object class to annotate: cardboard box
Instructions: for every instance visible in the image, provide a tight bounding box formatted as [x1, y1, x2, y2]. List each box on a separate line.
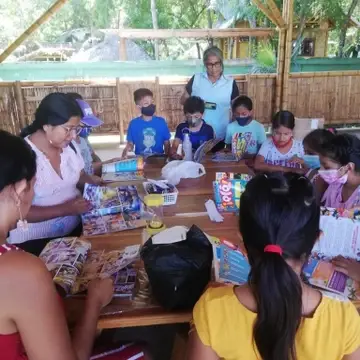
[293, 118, 325, 140]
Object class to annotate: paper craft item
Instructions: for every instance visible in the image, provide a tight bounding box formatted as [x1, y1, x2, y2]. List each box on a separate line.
[40, 238, 140, 296]
[211, 153, 238, 162]
[193, 138, 222, 163]
[213, 173, 252, 212]
[102, 157, 145, 183]
[82, 184, 145, 236]
[205, 199, 224, 223]
[212, 238, 250, 285]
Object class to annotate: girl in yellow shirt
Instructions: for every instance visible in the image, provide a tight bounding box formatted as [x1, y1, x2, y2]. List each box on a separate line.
[188, 173, 360, 360]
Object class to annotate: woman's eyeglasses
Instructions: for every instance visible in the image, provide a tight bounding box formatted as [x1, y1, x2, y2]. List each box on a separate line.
[205, 61, 222, 69]
[60, 125, 83, 136]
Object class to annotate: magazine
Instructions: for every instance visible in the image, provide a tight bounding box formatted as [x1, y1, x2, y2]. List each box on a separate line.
[303, 257, 360, 300]
[102, 157, 145, 183]
[193, 138, 222, 163]
[39, 237, 140, 296]
[82, 184, 146, 236]
[213, 172, 252, 212]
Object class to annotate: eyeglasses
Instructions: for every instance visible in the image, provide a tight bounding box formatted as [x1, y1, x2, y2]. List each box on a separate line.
[60, 125, 83, 136]
[205, 61, 222, 69]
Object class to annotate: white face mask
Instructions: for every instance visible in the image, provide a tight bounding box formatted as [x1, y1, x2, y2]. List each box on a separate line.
[318, 167, 348, 185]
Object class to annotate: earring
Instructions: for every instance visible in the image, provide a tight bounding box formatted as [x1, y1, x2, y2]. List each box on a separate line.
[16, 199, 28, 231]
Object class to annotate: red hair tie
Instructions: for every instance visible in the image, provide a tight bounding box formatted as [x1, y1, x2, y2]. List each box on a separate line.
[264, 244, 283, 255]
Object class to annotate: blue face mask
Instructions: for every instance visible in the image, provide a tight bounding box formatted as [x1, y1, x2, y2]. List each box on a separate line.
[236, 116, 251, 126]
[79, 127, 92, 138]
[141, 104, 156, 117]
[303, 154, 321, 169]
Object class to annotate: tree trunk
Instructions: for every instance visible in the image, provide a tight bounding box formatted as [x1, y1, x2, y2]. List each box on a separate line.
[196, 42, 201, 59]
[150, 0, 159, 60]
[207, 9, 213, 47]
[337, 0, 359, 58]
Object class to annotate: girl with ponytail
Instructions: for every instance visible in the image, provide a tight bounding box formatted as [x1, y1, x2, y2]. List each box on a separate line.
[188, 173, 360, 360]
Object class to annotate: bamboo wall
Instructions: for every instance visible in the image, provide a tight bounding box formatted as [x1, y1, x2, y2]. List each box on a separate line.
[0, 74, 276, 137]
[287, 72, 360, 124]
[1, 71, 359, 139]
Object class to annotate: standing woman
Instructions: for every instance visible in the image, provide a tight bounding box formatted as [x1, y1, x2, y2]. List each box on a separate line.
[181, 46, 239, 147]
[9, 93, 93, 251]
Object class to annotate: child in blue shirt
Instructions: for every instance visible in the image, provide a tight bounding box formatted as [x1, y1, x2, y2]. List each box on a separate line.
[225, 95, 266, 158]
[171, 96, 214, 158]
[122, 88, 171, 157]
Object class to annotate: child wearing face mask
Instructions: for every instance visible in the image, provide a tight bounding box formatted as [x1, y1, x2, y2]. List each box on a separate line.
[302, 129, 335, 203]
[254, 110, 305, 173]
[319, 134, 360, 209]
[122, 88, 171, 158]
[171, 96, 214, 159]
[225, 96, 266, 158]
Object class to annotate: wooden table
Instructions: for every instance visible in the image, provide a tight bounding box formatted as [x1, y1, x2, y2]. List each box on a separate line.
[66, 159, 247, 329]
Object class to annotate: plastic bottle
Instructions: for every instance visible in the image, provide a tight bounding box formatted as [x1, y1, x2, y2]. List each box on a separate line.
[183, 133, 193, 161]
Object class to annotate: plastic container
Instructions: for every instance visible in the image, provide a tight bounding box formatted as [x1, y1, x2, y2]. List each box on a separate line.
[144, 194, 165, 234]
[143, 180, 178, 206]
[183, 133, 193, 161]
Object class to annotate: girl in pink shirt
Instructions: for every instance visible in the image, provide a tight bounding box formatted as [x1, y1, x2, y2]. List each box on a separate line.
[319, 134, 360, 209]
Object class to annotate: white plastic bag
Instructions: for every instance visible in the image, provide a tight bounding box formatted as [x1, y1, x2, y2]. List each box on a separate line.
[161, 161, 206, 185]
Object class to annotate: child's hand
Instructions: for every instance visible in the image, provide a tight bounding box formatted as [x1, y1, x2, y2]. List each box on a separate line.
[171, 153, 183, 160]
[332, 256, 360, 282]
[289, 156, 305, 165]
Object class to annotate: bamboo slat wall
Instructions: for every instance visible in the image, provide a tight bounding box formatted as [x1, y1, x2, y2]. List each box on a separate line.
[288, 72, 360, 124]
[0, 75, 277, 137]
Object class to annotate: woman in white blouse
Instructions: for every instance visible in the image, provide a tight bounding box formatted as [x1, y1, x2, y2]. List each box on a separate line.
[9, 93, 94, 251]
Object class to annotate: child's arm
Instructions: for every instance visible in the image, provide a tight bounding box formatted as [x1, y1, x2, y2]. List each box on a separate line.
[122, 142, 134, 158]
[170, 138, 183, 159]
[254, 155, 305, 174]
[164, 140, 170, 156]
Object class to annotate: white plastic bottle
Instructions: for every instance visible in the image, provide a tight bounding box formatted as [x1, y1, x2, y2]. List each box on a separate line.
[183, 133, 193, 161]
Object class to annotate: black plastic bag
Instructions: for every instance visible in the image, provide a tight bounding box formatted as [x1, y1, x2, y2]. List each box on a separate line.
[141, 225, 213, 310]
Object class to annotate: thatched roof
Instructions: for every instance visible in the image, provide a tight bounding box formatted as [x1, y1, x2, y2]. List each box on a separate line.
[69, 33, 151, 62]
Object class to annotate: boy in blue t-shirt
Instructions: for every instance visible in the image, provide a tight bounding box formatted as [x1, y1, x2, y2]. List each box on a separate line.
[171, 96, 214, 158]
[225, 95, 266, 158]
[122, 88, 171, 157]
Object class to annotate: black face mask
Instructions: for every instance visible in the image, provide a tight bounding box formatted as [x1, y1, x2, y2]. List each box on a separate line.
[141, 104, 156, 117]
[236, 116, 251, 126]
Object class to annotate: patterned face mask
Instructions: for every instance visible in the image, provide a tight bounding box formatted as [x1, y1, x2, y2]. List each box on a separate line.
[318, 167, 348, 185]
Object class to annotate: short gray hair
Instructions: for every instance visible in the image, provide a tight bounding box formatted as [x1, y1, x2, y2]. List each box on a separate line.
[203, 46, 224, 64]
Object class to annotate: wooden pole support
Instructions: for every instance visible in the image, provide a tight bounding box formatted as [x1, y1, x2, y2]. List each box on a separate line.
[0, 0, 69, 63]
[14, 81, 26, 129]
[116, 78, 125, 144]
[251, 0, 280, 28]
[266, 0, 286, 28]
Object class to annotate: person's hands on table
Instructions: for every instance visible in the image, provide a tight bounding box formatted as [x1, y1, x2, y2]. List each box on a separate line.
[332, 256, 360, 282]
[65, 197, 92, 216]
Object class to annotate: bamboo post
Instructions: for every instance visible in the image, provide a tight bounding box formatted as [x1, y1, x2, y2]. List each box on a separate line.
[282, 0, 294, 109]
[0, 0, 68, 63]
[116, 78, 125, 144]
[154, 76, 161, 113]
[14, 81, 26, 129]
[251, 0, 280, 27]
[275, 29, 286, 111]
[119, 38, 127, 60]
[265, 0, 286, 28]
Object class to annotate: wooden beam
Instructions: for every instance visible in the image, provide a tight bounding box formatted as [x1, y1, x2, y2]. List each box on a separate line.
[276, 29, 286, 111]
[265, 0, 286, 28]
[14, 81, 26, 129]
[251, 0, 281, 28]
[282, 0, 294, 109]
[117, 28, 274, 39]
[0, 0, 68, 63]
[116, 78, 125, 144]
